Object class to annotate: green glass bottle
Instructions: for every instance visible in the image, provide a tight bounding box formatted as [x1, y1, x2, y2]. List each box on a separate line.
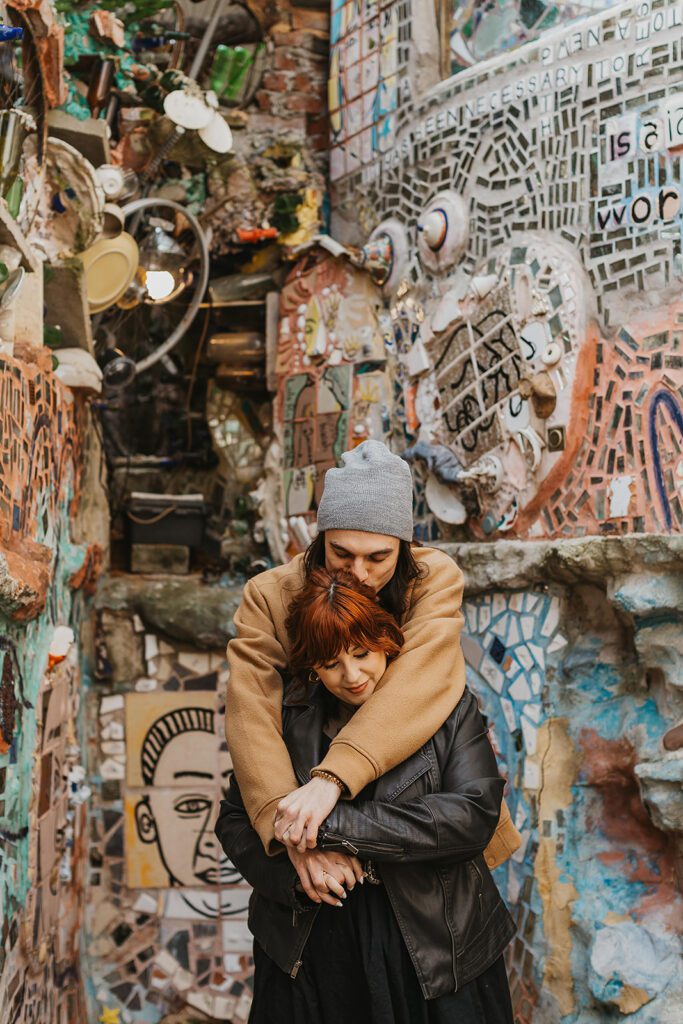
[209, 44, 233, 97]
[210, 45, 255, 102]
[4, 177, 22, 219]
[44, 324, 64, 349]
[223, 46, 253, 102]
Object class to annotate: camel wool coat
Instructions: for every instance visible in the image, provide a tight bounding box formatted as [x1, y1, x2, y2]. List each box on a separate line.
[226, 545, 521, 863]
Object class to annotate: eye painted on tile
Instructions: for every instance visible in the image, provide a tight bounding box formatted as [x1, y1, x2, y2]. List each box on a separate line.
[173, 795, 213, 818]
[417, 190, 469, 272]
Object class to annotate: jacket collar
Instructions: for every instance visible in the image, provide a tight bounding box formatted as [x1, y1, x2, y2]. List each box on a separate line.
[282, 682, 330, 785]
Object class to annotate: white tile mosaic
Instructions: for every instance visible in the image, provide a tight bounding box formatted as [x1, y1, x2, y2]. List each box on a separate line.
[523, 761, 541, 790]
[529, 671, 544, 695]
[527, 643, 546, 670]
[100, 758, 125, 781]
[501, 697, 516, 732]
[521, 716, 538, 755]
[521, 616, 535, 641]
[99, 695, 124, 715]
[144, 634, 159, 660]
[541, 599, 561, 638]
[515, 646, 534, 672]
[479, 656, 505, 694]
[509, 676, 532, 702]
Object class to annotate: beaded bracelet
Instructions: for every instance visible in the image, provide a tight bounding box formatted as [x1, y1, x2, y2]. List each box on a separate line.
[310, 768, 347, 792]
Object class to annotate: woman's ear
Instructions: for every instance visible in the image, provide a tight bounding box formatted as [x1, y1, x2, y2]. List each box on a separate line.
[135, 797, 158, 845]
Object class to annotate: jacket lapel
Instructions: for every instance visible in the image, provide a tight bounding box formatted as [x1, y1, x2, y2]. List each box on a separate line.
[283, 685, 328, 785]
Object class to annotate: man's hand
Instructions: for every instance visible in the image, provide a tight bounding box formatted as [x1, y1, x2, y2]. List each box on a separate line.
[274, 777, 342, 851]
[288, 847, 364, 907]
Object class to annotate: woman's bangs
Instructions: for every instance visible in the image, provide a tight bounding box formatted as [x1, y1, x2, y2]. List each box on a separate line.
[346, 622, 388, 654]
[304, 601, 353, 666]
[286, 565, 405, 671]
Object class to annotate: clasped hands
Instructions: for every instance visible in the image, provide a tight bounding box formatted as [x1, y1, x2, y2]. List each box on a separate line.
[274, 775, 363, 907]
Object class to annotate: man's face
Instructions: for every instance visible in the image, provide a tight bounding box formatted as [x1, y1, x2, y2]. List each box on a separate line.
[138, 729, 234, 888]
[324, 529, 400, 592]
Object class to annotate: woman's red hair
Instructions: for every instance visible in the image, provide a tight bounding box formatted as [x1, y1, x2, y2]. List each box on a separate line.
[285, 568, 404, 674]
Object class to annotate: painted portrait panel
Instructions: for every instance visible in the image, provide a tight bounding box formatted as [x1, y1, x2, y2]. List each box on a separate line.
[124, 692, 248, 919]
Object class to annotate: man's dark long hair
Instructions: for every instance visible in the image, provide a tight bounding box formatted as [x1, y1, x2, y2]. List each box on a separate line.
[303, 533, 426, 621]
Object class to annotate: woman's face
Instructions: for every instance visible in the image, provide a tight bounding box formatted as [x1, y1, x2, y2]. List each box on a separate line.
[314, 645, 388, 707]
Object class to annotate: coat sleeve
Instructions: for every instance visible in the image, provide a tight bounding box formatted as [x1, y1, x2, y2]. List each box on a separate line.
[214, 777, 312, 911]
[225, 577, 299, 853]
[317, 550, 467, 798]
[317, 692, 504, 864]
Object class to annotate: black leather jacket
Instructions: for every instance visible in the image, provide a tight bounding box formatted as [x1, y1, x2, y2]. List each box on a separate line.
[215, 686, 515, 1000]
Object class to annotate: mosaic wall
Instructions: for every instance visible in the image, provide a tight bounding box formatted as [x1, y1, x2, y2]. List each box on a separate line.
[325, 0, 683, 541]
[445, 0, 620, 74]
[463, 582, 682, 1023]
[268, 253, 394, 553]
[0, 642, 89, 1023]
[329, 0, 402, 178]
[0, 349, 88, 615]
[0, 352, 95, 1021]
[86, 617, 254, 1022]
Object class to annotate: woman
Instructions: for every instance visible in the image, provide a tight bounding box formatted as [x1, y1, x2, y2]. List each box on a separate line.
[216, 569, 515, 1023]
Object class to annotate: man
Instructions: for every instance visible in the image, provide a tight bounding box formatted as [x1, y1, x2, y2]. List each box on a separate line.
[226, 441, 520, 903]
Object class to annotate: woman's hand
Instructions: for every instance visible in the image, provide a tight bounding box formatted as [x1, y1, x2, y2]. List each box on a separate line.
[288, 847, 364, 907]
[274, 777, 342, 852]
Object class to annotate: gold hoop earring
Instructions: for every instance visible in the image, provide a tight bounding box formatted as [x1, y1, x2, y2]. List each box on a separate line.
[309, 670, 320, 684]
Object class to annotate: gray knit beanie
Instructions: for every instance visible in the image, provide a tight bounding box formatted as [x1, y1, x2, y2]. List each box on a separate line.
[317, 440, 414, 541]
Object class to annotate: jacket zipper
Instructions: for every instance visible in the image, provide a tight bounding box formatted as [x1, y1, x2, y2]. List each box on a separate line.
[471, 860, 484, 915]
[318, 831, 403, 858]
[439, 872, 459, 993]
[289, 906, 319, 979]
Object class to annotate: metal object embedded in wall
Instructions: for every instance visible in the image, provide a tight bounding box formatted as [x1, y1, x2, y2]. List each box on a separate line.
[206, 331, 265, 367]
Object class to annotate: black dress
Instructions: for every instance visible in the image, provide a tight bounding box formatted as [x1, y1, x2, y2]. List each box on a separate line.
[249, 878, 513, 1024]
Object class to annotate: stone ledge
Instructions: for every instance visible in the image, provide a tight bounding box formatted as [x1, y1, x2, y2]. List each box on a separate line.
[438, 535, 683, 599]
[95, 537, 683, 646]
[0, 540, 51, 620]
[95, 573, 245, 650]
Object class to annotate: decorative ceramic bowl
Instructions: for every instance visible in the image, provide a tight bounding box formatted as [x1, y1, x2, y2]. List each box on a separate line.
[19, 136, 105, 261]
[80, 232, 140, 313]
